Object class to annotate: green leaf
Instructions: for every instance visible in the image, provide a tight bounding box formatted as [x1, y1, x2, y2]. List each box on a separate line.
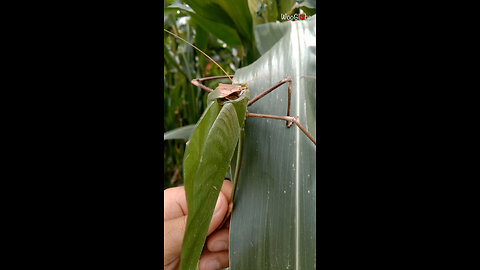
[167, 0, 194, 12]
[180, 90, 249, 270]
[189, 14, 243, 46]
[253, 19, 293, 55]
[247, 0, 279, 26]
[182, 0, 260, 63]
[164, 125, 196, 141]
[166, 1, 244, 46]
[184, 0, 253, 43]
[230, 15, 316, 269]
[298, 0, 316, 9]
[278, 0, 296, 14]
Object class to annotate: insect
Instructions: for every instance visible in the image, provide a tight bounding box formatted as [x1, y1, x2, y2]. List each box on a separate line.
[164, 28, 316, 270]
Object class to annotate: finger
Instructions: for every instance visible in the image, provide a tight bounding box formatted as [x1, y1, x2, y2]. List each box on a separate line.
[217, 180, 233, 229]
[206, 191, 228, 236]
[164, 180, 232, 221]
[164, 190, 227, 258]
[164, 215, 187, 266]
[165, 191, 229, 268]
[206, 228, 229, 252]
[164, 186, 188, 220]
[219, 180, 233, 201]
[198, 250, 229, 270]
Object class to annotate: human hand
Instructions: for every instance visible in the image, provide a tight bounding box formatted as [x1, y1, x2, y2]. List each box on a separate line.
[164, 180, 232, 270]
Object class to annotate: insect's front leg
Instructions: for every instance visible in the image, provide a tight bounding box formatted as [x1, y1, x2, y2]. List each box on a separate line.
[191, 75, 235, 93]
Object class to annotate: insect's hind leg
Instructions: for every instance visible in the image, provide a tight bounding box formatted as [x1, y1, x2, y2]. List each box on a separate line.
[191, 75, 234, 93]
[247, 78, 293, 127]
[247, 112, 316, 145]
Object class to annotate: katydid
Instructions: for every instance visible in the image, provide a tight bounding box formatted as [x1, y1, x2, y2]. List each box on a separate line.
[164, 28, 316, 270]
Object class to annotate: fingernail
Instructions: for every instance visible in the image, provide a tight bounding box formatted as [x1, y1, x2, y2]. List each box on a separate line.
[212, 240, 228, 251]
[205, 260, 220, 270]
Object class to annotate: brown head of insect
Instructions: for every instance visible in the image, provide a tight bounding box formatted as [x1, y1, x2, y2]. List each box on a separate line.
[216, 83, 248, 102]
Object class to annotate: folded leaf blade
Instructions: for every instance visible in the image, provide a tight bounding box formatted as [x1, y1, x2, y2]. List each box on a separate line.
[180, 98, 243, 270]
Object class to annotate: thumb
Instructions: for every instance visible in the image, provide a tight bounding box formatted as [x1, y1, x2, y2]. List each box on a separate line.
[164, 214, 187, 267]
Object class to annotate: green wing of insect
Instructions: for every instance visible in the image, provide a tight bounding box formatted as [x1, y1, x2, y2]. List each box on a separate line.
[180, 87, 249, 270]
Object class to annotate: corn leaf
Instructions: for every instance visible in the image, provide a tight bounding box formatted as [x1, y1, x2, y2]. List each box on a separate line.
[230, 15, 316, 269]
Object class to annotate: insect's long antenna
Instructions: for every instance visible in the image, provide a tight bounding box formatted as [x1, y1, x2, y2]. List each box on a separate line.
[164, 29, 234, 84]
